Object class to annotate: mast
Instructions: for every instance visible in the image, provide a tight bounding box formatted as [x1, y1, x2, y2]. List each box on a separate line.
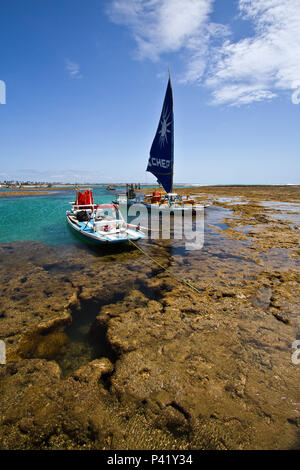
[169, 69, 174, 193]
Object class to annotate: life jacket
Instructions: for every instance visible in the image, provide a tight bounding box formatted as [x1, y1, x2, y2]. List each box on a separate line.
[76, 190, 94, 209]
[151, 191, 161, 204]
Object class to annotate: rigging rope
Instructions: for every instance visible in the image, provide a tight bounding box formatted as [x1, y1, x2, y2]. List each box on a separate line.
[128, 239, 203, 295]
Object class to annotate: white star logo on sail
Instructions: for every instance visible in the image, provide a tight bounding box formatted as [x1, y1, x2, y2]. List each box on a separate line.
[158, 107, 172, 147]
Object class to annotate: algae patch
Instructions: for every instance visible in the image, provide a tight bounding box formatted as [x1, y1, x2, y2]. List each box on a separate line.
[11, 330, 70, 361]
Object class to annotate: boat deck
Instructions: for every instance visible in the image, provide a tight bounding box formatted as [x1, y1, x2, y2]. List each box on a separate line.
[66, 213, 143, 244]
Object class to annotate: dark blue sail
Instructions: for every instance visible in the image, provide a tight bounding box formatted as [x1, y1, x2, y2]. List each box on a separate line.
[146, 76, 174, 194]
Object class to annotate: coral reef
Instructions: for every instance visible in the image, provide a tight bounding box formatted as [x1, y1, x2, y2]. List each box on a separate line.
[0, 186, 299, 449]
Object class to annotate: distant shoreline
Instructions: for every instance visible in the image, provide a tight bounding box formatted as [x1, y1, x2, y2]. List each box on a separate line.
[142, 185, 300, 203]
[1, 184, 300, 202]
[0, 187, 74, 198]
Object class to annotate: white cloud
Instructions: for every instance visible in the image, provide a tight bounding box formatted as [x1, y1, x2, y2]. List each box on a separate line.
[210, 84, 277, 106]
[205, 0, 300, 105]
[108, 0, 300, 106]
[108, 0, 214, 61]
[65, 59, 82, 79]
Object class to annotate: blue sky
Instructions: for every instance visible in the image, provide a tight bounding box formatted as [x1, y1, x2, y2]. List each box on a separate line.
[0, 0, 299, 184]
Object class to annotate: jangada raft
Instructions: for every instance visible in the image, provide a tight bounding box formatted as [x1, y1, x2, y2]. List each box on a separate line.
[66, 189, 145, 245]
[116, 190, 208, 214]
[141, 191, 210, 213]
[115, 73, 210, 213]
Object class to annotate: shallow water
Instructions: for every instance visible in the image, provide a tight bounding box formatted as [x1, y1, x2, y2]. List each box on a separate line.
[1, 196, 299, 377]
[262, 201, 300, 225]
[1, 192, 300, 449]
[0, 187, 117, 245]
[51, 205, 258, 376]
[213, 196, 248, 205]
[0, 198, 253, 376]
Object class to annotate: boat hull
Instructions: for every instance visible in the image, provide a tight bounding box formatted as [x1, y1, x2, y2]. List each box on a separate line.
[66, 213, 144, 245]
[116, 200, 210, 215]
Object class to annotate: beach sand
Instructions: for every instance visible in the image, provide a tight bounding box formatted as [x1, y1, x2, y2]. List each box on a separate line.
[0, 185, 299, 450]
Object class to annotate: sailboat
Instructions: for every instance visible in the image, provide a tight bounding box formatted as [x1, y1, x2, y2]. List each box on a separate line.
[115, 73, 209, 213]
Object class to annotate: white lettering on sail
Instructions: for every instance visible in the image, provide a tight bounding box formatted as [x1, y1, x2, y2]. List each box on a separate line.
[150, 158, 171, 169]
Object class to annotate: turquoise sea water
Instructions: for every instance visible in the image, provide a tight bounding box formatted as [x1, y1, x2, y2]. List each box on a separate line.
[0, 187, 120, 246]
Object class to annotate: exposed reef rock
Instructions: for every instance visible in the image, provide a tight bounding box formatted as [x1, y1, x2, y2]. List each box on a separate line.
[0, 186, 300, 449]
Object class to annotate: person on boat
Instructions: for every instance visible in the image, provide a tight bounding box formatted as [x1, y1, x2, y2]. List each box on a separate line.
[129, 184, 135, 199]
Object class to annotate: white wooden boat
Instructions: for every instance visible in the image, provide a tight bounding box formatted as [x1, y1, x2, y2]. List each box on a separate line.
[66, 189, 144, 245]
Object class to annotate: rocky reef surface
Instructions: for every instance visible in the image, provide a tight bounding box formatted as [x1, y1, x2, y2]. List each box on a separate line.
[0, 186, 299, 449]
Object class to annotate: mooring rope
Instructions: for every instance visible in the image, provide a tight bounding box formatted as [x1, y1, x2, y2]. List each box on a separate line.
[128, 239, 203, 295]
